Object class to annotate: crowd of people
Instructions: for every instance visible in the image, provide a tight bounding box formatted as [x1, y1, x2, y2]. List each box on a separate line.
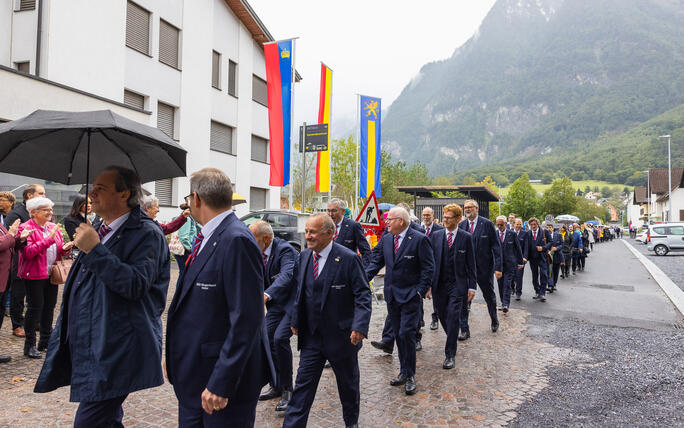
[0, 167, 619, 428]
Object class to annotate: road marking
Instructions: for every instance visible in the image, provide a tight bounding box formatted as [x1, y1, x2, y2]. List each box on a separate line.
[622, 240, 684, 316]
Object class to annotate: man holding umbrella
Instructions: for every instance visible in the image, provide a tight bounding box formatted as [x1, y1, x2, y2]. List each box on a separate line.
[34, 166, 170, 427]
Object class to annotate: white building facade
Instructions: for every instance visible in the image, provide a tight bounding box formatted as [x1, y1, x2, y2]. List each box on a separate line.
[0, 0, 283, 220]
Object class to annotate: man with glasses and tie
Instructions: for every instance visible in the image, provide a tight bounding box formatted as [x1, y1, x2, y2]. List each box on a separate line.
[284, 213, 371, 428]
[512, 218, 529, 301]
[421, 207, 444, 331]
[366, 207, 434, 395]
[429, 204, 476, 369]
[326, 199, 371, 266]
[494, 216, 524, 312]
[527, 217, 552, 302]
[458, 200, 502, 340]
[249, 220, 298, 413]
[35, 166, 170, 428]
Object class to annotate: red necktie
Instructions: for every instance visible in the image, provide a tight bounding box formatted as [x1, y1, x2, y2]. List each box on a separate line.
[393, 235, 400, 254]
[533, 230, 537, 241]
[98, 224, 112, 239]
[426, 225, 430, 236]
[262, 253, 268, 267]
[500, 230, 505, 242]
[447, 232, 454, 248]
[334, 224, 339, 241]
[469, 221, 474, 234]
[313, 253, 320, 279]
[186, 232, 204, 266]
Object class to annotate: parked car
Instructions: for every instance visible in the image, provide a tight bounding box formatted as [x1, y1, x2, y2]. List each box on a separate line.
[647, 223, 684, 256]
[635, 226, 650, 244]
[240, 209, 304, 252]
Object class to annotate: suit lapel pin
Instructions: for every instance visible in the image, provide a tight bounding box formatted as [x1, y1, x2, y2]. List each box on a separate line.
[213, 242, 217, 246]
[335, 257, 340, 262]
[408, 236, 412, 240]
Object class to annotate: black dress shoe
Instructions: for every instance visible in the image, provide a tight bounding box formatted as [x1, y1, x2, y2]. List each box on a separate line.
[25, 346, 41, 359]
[371, 341, 393, 354]
[324, 361, 331, 368]
[37, 342, 48, 352]
[502, 306, 509, 313]
[458, 331, 470, 341]
[405, 376, 417, 395]
[430, 320, 438, 330]
[540, 296, 546, 302]
[491, 321, 499, 333]
[415, 340, 422, 351]
[259, 386, 281, 401]
[390, 373, 408, 386]
[0, 356, 11, 364]
[346, 424, 359, 428]
[515, 294, 521, 301]
[275, 389, 292, 411]
[532, 295, 540, 300]
[442, 357, 455, 369]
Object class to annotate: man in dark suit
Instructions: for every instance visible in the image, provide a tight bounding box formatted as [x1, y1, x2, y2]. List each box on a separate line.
[284, 214, 371, 428]
[366, 207, 434, 395]
[494, 216, 523, 312]
[458, 200, 502, 339]
[429, 204, 476, 369]
[527, 217, 552, 302]
[326, 198, 371, 266]
[421, 207, 444, 331]
[5, 184, 45, 339]
[545, 222, 564, 293]
[512, 218, 529, 301]
[250, 221, 298, 412]
[166, 168, 270, 427]
[34, 167, 169, 428]
[507, 213, 517, 230]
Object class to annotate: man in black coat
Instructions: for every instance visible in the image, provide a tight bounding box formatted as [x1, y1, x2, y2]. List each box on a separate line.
[284, 214, 371, 428]
[250, 221, 298, 412]
[429, 204, 476, 369]
[545, 222, 564, 293]
[494, 216, 523, 311]
[512, 218, 529, 301]
[421, 207, 444, 331]
[5, 184, 45, 338]
[458, 200, 502, 339]
[527, 217, 552, 302]
[326, 199, 371, 266]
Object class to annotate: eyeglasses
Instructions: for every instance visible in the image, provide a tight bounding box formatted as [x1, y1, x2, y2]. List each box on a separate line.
[184, 193, 194, 204]
[39, 208, 53, 213]
[326, 209, 339, 213]
[464, 206, 475, 210]
[386, 217, 399, 222]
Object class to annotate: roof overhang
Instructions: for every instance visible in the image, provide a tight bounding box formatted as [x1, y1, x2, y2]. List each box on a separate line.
[395, 185, 500, 202]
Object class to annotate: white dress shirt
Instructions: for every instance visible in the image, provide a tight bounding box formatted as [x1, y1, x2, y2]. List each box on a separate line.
[197, 209, 232, 254]
[313, 240, 334, 276]
[393, 225, 409, 249]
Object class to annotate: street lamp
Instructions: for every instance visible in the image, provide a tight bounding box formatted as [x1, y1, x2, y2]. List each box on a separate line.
[659, 135, 672, 222]
[643, 170, 650, 224]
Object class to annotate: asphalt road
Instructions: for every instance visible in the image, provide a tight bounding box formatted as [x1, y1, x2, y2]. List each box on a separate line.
[630, 236, 684, 292]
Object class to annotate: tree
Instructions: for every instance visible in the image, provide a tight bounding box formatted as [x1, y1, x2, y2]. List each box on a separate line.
[584, 185, 591, 193]
[541, 177, 577, 215]
[330, 136, 358, 206]
[502, 173, 540, 221]
[576, 188, 584, 196]
[573, 198, 609, 222]
[600, 186, 611, 197]
[541, 172, 553, 184]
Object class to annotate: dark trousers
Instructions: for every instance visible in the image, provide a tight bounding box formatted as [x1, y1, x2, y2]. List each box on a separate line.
[380, 305, 422, 348]
[24, 278, 57, 348]
[74, 395, 127, 428]
[561, 255, 570, 277]
[550, 261, 561, 287]
[431, 298, 439, 324]
[265, 309, 293, 391]
[460, 273, 498, 333]
[175, 252, 189, 277]
[580, 255, 586, 269]
[434, 289, 463, 358]
[284, 343, 360, 427]
[178, 398, 258, 428]
[513, 264, 525, 296]
[387, 294, 420, 377]
[10, 276, 25, 329]
[572, 256, 581, 272]
[496, 270, 515, 307]
[529, 258, 548, 296]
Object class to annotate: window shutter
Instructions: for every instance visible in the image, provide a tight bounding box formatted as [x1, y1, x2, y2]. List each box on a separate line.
[228, 60, 237, 96]
[252, 75, 268, 106]
[210, 121, 233, 154]
[250, 187, 267, 211]
[123, 90, 144, 109]
[19, 0, 36, 11]
[159, 20, 179, 68]
[126, 2, 150, 54]
[212, 51, 221, 88]
[155, 179, 173, 206]
[251, 135, 268, 163]
[157, 102, 174, 138]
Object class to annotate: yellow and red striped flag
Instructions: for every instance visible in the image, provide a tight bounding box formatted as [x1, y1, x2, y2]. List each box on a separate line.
[315, 63, 332, 193]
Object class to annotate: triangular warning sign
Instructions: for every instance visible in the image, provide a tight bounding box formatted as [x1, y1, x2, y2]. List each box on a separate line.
[356, 191, 381, 227]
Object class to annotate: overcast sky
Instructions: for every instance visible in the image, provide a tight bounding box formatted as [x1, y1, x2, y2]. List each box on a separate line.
[248, 0, 497, 137]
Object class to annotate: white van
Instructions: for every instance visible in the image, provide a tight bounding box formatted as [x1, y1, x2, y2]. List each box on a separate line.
[647, 223, 684, 255]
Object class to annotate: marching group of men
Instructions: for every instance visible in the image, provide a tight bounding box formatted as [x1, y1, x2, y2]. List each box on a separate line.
[22, 164, 571, 428]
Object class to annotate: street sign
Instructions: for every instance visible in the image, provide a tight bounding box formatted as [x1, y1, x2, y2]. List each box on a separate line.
[298, 123, 329, 152]
[356, 191, 381, 228]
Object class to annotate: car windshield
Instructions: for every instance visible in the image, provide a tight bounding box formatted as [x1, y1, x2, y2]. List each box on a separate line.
[241, 212, 267, 226]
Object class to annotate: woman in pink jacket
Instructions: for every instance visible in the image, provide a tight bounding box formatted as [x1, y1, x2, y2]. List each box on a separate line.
[18, 197, 73, 359]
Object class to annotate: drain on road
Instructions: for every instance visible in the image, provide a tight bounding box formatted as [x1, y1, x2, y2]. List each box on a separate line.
[574, 283, 635, 292]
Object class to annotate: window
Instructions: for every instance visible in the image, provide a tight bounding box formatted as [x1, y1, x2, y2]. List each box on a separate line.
[14, 61, 29, 73]
[210, 121, 234, 154]
[211, 51, 221, 89]
[126, 1, 150, 55]
[652, 227, 666, 236]
[667, 226, 684, 235]
[241, 212, 267, 226]
[251, 135, 268, 163]
[250, 187, 267, 211]
[159, 19, 180, 68]
[155, 179, 173, 206]
[228, 60, 237, 97]
[157, 102, 175, 139]
[123, 89, 145, 109]
[268, 213, 296, 228]
[17, 0, 35, 11]
[252, 75, 267, 106]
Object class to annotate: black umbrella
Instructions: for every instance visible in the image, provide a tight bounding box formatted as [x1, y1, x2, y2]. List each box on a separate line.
[0, 109, 186, 186]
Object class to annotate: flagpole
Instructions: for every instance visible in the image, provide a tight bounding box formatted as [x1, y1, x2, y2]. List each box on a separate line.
[288, 39, 296, 211]
[262, 37, 300, 45]
[355, 94, 360, 215]
[326, 64, 333, 204]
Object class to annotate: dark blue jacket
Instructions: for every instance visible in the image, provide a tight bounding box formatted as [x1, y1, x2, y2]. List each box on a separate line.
[571, 230, 584, 258]
[165, 212, 271, 405]
[549, 231, 565, 264]
[430, 228, 477, 296]
[458, 216, 502, 277]
[264, 237, 298, 314]
[527, 228, 552, 261]
[334, 217, 371, 266]
[291, 243, 372, 358]
[497, 228, 524, 272]
[366, 226, 435, 304]
[34, 207, 170, 402]
[424, 222, 444, 237]
[514, 229, 529, 260]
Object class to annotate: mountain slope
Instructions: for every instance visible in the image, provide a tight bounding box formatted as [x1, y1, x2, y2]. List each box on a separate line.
[382, 0, 684, 177]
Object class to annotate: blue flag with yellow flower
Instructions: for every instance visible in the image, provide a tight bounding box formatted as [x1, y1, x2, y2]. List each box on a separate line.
[360, 96, 381, 198]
